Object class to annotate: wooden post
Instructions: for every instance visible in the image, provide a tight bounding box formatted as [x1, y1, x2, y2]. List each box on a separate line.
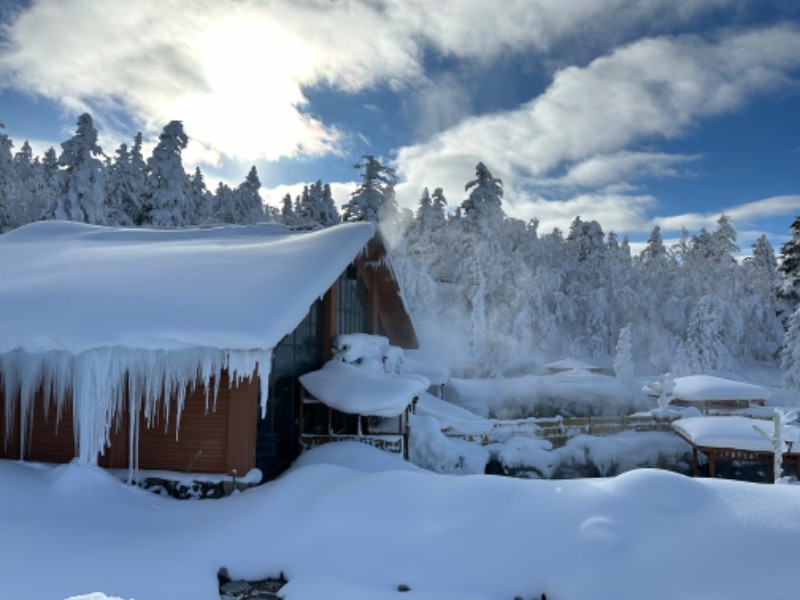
[692, 446, 699, 477]
[708, 452, 716, 478]
[298, 387, 305, 450]
[323, 284, 337, 360]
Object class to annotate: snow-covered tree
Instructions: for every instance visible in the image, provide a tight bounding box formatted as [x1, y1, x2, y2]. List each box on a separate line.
[673, 295, 739, 374]
[189, 167, 212, 223]
[279, 192, 296, 227]
[211, 181, 236, 224]
[781, 307, 800, 389]
[342, 155, 397, 223]
[232, 166, 265, 224]
[614, 323, 635, 385]
[318, 182, 340, 227]
[640, 226, 668, 265]
[778, 216, 800, 310]
[461, 162, 503, 234]
[46, 113, 107, 224]
[142, 121, 192, 227]
[105, 143, 146, 226]
[0, 122, 16, 231]
[740, 234, 784, 361]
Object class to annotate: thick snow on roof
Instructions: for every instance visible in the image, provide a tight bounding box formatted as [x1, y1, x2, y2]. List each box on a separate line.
[673, 416, 800, 451]
[643, 374, 771, 401]
[0, 220, 375, 354]
[299, 360, 428, 417]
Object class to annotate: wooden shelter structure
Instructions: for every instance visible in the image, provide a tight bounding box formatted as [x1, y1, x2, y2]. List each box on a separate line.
[673, 416, 800, 480]
[0, 221, 417, 482]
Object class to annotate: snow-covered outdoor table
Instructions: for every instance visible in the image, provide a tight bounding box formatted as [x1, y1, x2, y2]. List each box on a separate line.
[672, 416, 800, 480]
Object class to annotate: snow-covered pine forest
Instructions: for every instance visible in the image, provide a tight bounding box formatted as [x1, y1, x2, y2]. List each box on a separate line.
[1, 115, 800, 389]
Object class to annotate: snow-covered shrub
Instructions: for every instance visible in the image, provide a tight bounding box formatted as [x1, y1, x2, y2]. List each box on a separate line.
[408, 415, 490, 474]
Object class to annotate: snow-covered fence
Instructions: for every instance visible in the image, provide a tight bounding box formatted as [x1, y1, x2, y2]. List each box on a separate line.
[442, 414, 679, 448]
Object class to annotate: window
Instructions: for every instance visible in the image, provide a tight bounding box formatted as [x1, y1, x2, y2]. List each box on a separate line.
[337, 264, 369, 335]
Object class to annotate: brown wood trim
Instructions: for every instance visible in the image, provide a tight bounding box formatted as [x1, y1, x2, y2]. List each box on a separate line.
[355, 233, 419, 349]
[323, 283, 337, 360]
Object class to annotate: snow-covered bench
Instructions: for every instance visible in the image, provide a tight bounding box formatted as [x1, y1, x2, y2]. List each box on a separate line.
[672, 416, 800, 480]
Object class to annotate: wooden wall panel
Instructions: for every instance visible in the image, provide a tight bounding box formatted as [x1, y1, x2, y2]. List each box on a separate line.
[0, 391, 21, 460]
[136, 375, 231, 474]
[227, 376, 258, 476]
[23, 390, 76, 464]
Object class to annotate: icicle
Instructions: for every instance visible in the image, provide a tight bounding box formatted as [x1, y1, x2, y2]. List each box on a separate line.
[1, 346, 271, 468]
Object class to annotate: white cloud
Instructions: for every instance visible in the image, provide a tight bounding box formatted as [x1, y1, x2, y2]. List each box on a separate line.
[393, 26, 800, 233]
[552, 152, 700, 189]
[654, 195, 800, 232]
[0, 0, 760, 168]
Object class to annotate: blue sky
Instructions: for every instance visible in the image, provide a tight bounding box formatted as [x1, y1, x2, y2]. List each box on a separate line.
[0, 0, 798, 252]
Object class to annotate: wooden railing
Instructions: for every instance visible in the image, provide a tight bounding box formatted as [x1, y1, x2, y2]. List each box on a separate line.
[442, 414, 680, 448]
[301, 433, 404, 454]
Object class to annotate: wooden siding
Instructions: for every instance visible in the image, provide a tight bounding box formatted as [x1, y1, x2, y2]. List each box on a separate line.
[356, 234, 419, 349]
[0, 371, 259, 475]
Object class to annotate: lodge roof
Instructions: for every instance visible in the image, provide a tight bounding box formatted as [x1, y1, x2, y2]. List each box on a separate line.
[0, 220, 381, 355]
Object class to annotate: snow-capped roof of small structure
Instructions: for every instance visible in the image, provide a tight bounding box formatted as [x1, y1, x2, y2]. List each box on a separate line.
[0, 220, 375, 354]
[299, 361, 429, 418]
[673, 416, 800, 452]
[544, 358, 602, 373]
[643, 375, 771, 402]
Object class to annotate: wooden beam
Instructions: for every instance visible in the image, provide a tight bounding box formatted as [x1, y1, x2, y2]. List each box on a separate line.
[323, 283, 337, 360]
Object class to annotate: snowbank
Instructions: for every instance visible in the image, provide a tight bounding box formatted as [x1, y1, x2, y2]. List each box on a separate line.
[3, 453, 800, 600]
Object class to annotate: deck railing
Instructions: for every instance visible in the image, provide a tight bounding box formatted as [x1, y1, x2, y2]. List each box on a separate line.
[441, 414, 680, 448]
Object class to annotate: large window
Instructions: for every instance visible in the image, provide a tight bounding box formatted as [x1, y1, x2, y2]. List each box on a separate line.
[256, 298, 324, 479]
[337, 264, 369, 335]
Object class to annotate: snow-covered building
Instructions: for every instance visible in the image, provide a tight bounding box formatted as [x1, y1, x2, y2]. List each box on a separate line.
[0, 220, 418, 481]
[642, 374, 769, 414]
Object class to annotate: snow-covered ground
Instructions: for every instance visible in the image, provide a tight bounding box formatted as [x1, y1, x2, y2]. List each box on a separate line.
[3, 444, 800, 600]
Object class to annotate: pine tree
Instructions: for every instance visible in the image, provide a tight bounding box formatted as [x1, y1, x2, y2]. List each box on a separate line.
[342, 155, 397, 223]
[232, 166, 264, 224]
[189, 167, 212, 224]
[142, 121, 192, 227]
[318, 182, 340, 227]
[614, 323, 635, 385]
[280, 192, 296, 227]
[739, 234, 784, 361]
[673, 295, 738, 374]
[781, 307, 800, 389]
[104, 143, 147, 226]
[461, 162, 503, 234]
[47, 113, 107, 224]
[640, 225, 667, 265]
[778, 216, 800, 307]
[0, 122, 15, 231]
[211, 181, 236, 224]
